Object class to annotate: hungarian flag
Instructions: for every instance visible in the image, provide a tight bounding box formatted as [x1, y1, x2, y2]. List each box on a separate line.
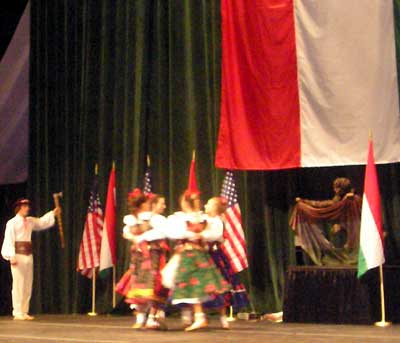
[99, 165, 117, 273]
[187, 153, 199, 193]
[357, 138, 385, 278]
[216, 0, 400, 170]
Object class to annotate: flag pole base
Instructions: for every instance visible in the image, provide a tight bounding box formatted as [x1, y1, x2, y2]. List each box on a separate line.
[87, 312, 98, 317]
[374, 321, 391, 327]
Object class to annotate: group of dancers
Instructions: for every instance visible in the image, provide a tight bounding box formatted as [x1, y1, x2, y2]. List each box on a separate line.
[115, 187, 249, 331]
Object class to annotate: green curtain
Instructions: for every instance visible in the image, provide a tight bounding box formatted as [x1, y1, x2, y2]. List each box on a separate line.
[29, 0, 223, 314]
[28, 0, 400, 315]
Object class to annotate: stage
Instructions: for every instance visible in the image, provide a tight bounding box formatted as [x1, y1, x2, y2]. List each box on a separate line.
[0, 315, 399, 343]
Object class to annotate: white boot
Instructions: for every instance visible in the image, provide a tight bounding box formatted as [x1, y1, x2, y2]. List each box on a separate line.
[220, 315, 230, 329]
[132, 312, 146, 329]
[185, 312, 208, 332]
[145, 314, 160, 329]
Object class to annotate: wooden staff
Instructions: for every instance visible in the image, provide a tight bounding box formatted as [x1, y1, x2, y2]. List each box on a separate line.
[53, 192, 65, 248]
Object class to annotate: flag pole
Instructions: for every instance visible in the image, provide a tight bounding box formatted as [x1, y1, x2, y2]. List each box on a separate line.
[227, 305, 236, 322]
[375, 264, 391, 327]
[88, 267, 97, 316]
[147, 154, 151, 167]
[112, 161, 116, 309]
[112, 265, 116, 308]
[192, 150, 196, 161]
[88, 163, 99, 317]
[365, 132, 390, 327]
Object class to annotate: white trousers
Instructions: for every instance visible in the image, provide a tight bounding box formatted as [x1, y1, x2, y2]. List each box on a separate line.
[10, 254, 33, 316]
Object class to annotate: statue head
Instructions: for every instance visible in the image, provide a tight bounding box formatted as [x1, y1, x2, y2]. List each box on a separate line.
[333, 177, 353, 197]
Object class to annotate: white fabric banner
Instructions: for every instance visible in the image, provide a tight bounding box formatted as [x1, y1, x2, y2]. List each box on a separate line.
[0, 3, 29, 184]
[295, 0, 400, 167]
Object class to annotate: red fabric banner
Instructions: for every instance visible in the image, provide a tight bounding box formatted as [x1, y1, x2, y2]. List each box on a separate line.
[216, 0, 300, 170]
[104, 166, 117, 265]
[187, 158, 199, 193]
[363, 139, 384, 242]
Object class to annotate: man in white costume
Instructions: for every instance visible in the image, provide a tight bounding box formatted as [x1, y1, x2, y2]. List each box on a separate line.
[1, 199, 59, 320]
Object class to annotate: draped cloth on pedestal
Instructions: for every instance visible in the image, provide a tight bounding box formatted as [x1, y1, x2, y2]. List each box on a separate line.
[290, 196, 362, 265]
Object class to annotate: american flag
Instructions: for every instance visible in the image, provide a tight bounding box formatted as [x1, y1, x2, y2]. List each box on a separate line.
[220, 171, 248, 273]
[77, 177, 104, 278]
[143, 166, 152, 194]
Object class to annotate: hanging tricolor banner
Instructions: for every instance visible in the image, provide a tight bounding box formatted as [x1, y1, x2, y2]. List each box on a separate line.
[216, 0, 400, 170]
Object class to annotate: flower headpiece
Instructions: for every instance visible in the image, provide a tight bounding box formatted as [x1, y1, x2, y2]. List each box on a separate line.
[145, 192, 156, 200]
[128, 188, 143, 200]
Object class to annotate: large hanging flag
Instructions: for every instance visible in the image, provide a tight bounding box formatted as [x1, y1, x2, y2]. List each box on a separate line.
[99, 165, 117, 274]
[220, 171, 248, 272]
[357, 138, 385, 278]
[77, 177, 104, 278]
[216, 0, 400, 170]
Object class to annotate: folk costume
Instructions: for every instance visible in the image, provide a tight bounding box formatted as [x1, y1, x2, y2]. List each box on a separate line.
[1, 199, 56, 320]
[163, 210, 230, 330]
[204, 215, 249, 311]
[116, 211, 169, 328]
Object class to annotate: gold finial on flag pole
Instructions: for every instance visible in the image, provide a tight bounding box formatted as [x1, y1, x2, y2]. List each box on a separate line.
[147, 155, 151, 167]
[369, 129, 372, 141]
[192, 150, 196, 161]
[112, 161, 116, 170]
[95, 163, 99, 176]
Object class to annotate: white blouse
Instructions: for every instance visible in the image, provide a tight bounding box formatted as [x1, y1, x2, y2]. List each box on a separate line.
[1, 211, 55, 260]
[201, 215, 224, 242]
[122, 212, 167, 242]
[165, 211, 208, 240]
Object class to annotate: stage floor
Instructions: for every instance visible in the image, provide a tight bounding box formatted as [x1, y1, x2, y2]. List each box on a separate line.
[0, 315, 399, 343]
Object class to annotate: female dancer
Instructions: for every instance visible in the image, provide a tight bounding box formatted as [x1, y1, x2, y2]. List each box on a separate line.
[116, 189, 168, 329]
[164, 191, 230, 331]
[203, 196, 250, 329]
[135, 193, 169, 329]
